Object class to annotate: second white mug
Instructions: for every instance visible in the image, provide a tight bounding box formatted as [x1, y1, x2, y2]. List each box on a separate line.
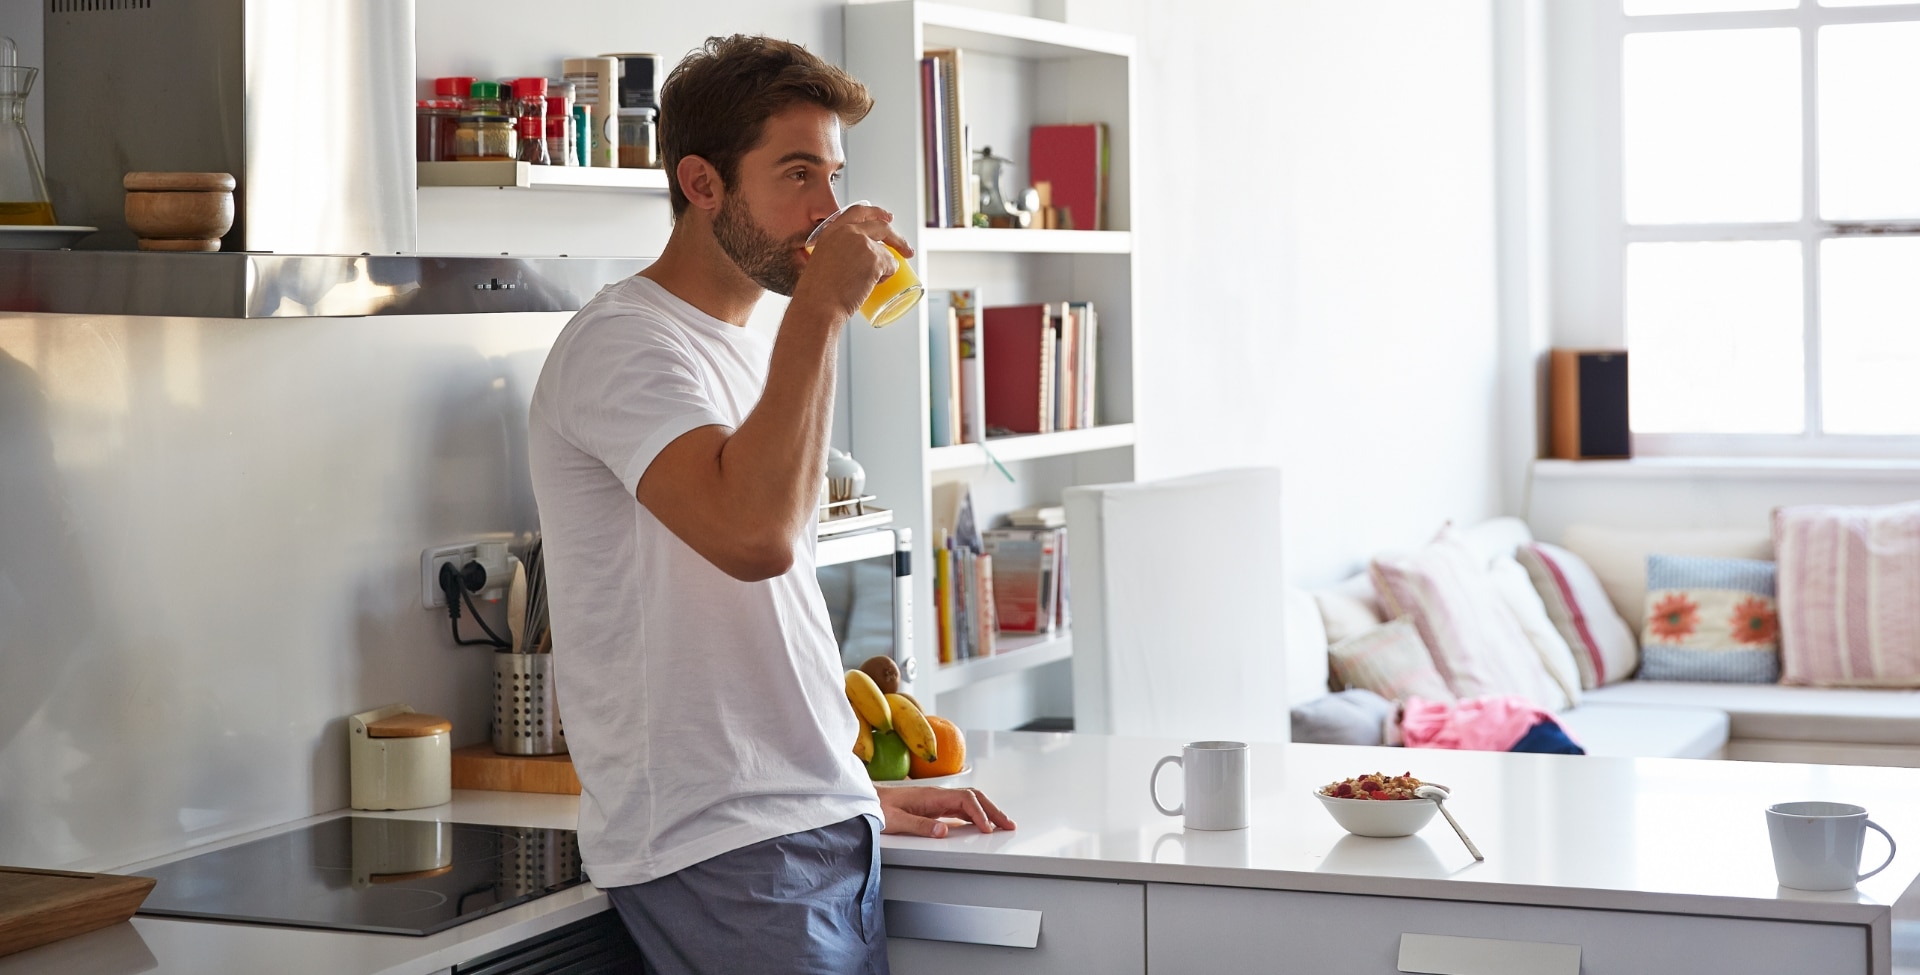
[1150, 740, 1250, 831]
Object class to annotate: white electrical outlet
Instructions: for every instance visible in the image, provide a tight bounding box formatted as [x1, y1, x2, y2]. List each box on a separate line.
[420, 534, 517, 609]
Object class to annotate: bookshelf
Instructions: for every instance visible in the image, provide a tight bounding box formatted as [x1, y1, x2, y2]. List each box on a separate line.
[844, 2, 1136, 726]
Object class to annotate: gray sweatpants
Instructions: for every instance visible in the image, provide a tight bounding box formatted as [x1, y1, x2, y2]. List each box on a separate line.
[604, 815, 889, 975]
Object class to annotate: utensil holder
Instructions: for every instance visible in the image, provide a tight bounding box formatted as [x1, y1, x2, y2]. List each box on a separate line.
[493, 652, 566, 756]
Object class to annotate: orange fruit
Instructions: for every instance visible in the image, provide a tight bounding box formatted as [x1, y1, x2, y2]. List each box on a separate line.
[908, 715, 966, 778]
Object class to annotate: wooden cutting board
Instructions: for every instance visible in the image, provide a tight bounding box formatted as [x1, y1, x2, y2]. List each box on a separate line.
[451, 742, 581, 795]
[0, 866, 155, 958]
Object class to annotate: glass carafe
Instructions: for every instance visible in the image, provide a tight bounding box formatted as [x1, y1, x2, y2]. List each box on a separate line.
[0, 36, 54, 226]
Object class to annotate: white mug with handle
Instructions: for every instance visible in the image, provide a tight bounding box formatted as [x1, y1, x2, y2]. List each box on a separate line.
[1766, 801, 1896, 891]
[1150, 740, 1250, 831]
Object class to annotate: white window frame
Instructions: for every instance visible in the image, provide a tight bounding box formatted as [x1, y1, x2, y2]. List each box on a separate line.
[1547, 1, 1920, 459]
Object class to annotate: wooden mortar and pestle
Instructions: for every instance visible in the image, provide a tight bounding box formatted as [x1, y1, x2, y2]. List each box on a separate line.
[123, 172, 235, 251]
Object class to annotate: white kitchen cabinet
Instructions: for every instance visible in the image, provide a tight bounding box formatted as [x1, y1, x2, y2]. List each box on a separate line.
[881, 867, 1144, 975]
[1145, 883, 1868, 975]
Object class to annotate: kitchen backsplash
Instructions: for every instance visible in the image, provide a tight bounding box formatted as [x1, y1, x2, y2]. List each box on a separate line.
[0, 310, 565, 870]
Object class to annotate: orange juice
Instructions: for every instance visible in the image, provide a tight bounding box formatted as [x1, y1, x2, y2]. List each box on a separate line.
[860, 245, 923, 327]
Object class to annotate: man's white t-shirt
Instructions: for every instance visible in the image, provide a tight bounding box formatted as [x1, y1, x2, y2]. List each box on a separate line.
[528, 274, 880, 888]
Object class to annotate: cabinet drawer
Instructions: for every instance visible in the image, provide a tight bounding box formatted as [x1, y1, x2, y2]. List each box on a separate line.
[882, 867, 1144, 975]
[1147, 883, 1868, 975]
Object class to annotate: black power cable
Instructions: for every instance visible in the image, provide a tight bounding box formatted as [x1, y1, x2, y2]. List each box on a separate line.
[441, 561, 510, 649]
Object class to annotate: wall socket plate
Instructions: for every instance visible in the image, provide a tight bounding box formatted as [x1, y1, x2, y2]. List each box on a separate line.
[420, 533, 517, 609]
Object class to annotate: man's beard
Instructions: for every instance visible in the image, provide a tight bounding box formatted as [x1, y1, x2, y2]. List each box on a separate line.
[713, 193, 804, 296]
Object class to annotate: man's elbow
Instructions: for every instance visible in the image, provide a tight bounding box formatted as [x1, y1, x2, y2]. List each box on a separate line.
[716, 537, 796, 583]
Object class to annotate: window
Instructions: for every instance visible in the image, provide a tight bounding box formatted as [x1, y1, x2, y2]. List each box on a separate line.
[1562, 2, 1920, 456]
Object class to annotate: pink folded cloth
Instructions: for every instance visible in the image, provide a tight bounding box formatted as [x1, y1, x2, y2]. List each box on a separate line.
[1399, 695, 1570, 752]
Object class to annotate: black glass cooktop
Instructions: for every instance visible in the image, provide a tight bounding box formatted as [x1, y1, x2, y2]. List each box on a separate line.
[135, 817, 585, 936]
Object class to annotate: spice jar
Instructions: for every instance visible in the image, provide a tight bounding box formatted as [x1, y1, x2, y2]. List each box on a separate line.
[466, 80, 506, 117]
[453, 115, 515, 161]
[510, 78, 549, 165]
[545, 95, 575, 167]
[415, 99, 461, 162]
[617, 107, 657, 169]
[433, 76, 475, 109]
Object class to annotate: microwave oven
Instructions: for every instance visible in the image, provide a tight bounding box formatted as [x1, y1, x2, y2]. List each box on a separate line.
[815, 528, 915, 681]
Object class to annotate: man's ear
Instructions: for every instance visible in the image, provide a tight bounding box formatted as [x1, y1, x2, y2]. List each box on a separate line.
[678, 155, 724, 214]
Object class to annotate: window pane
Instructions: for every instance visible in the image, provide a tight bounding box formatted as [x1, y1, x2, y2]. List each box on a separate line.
[1623, 29, 1801, 224]
[1819, 23, 1920, 220]
[1627, 241, 1804, 434]
[1625, 0, 1794, 12]
[1821, 238, 1920, 435]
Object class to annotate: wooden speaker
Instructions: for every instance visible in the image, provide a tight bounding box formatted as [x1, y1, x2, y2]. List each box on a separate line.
[1550, 349, 1631, 459]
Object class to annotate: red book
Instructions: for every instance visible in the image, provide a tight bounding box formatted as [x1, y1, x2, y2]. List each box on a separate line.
[982, 303, 1053, 436]
[1029, 123, 1107, 231]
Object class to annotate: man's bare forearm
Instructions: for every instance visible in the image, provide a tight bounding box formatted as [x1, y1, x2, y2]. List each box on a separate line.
[715, 302, 845, 552]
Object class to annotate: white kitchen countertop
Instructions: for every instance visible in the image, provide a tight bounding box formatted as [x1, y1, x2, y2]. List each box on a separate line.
[7, 732, 1920, 974]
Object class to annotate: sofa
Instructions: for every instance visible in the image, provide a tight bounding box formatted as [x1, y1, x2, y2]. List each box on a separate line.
[1285, 515, 1920, 767]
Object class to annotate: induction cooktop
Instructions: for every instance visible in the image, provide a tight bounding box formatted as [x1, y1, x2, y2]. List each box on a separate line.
[134, 817, 585, 936]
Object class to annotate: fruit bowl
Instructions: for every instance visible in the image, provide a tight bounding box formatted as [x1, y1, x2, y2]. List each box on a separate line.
[1314, 790, 1438, 837]
[873, 765, 972, 788]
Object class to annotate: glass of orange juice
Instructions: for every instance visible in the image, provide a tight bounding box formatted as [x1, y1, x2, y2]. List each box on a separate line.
[804, 200, 924, 328]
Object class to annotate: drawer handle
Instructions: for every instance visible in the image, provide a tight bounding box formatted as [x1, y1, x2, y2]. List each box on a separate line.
[1398, 933, 1580, 975]
[883, 899, 1042, 948]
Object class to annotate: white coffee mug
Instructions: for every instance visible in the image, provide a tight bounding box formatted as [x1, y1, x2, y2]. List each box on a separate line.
[1766, 801, 1896, 891]
[1150, 740, 1250, 831]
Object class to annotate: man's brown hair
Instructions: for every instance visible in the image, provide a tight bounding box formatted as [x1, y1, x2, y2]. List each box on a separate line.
[659, 35, 874, 218]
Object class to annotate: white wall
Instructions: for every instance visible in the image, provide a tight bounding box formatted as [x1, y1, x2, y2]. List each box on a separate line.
[1125, 1, 1506, 585]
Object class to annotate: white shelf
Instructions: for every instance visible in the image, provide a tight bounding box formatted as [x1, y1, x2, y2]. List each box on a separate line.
[929, 424, 1136, 471]
[920, 1, 1135, 58]
[922, 632, 1072, 695]
[919, 227, 1131, 254]
[418, 162, 670, 191]
[816, 528, 896, 568]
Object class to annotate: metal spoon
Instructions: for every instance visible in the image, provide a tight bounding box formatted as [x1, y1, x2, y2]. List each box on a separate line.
[1416, 785, 1484, 861]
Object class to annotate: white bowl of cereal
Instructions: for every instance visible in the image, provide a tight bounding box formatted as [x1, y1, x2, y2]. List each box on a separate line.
[1314, 772, 1439, 838]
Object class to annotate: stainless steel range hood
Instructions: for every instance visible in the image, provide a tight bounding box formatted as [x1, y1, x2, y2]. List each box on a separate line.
[46, 0, 417, 255]
[0, 0, 647, 319]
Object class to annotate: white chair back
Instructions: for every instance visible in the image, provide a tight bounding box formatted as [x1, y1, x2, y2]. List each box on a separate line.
[1064, 468, 1289, 742]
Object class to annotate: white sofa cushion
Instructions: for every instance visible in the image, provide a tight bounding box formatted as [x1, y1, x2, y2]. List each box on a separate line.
[1584, 680, 1920, 746]
[1315, 573, 1384, 645]
[1557, 703, 1729, 760]
[1488, 556, 1583, 709]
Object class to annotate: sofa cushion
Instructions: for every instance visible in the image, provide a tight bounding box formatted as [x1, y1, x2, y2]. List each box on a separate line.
[1327, 619, 1456, 703]
[1556, 702, 1729, 760]
[1518, 541, 1640, 688]
[1372, 526, 1567, 710]
[1488, 556, 1582, 708]
[1284, 586, 1333, 707]
[1774, 500, 1920, 687]
[1315, 573, 1384, 646]
[1638, 555, 1780, 683]
[1583, 680, 1920, 746]
[1560, 524, 1773, 626]
[1290, 689, 1394, 746]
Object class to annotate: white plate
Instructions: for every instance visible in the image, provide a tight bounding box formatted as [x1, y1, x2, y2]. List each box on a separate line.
[872, 765, 973, 788]
[0, 225, 98, 250]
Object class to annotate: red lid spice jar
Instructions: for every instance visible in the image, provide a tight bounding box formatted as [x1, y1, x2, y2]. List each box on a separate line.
[510, 77, 550, 165]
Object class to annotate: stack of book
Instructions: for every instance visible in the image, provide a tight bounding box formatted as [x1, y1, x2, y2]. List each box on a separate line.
[931, 482, 996, 663]
[927, 289, 983, 448]
[980, 301, 1099, 437]
[982, 526, 1071, 635]
[918, 48, 971, 229]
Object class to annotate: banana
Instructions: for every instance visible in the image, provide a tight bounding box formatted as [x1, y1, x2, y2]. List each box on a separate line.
[887, 692, 937, 764]
[852, 718, 875, 763]
[845, 669, 892, 733]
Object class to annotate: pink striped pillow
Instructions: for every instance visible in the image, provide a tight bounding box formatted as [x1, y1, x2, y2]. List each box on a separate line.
[1774, 501, 1920, 687]
[1371, 526, 1565, 710]
[1517, 541, 1640, 688]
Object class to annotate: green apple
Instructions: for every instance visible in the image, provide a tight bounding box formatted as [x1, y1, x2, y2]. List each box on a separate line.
[866, 729, 911, 781]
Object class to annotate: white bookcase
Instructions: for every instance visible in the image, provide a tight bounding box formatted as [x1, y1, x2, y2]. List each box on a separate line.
[843, 1, 1137, 728]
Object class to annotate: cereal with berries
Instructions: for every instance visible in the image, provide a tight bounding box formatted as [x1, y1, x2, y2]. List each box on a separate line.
[1320, 771, 1425, 801]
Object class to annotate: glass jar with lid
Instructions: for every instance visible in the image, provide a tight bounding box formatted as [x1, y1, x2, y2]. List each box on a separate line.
[453, 115, 515, 161]
[617, 107, 657, 169]
[509, 77, 550, 165]
[466, 80, 506, 117]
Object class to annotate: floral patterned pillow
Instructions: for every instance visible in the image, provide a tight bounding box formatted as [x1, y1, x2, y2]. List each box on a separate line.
[1638, 554, 1780, 683]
